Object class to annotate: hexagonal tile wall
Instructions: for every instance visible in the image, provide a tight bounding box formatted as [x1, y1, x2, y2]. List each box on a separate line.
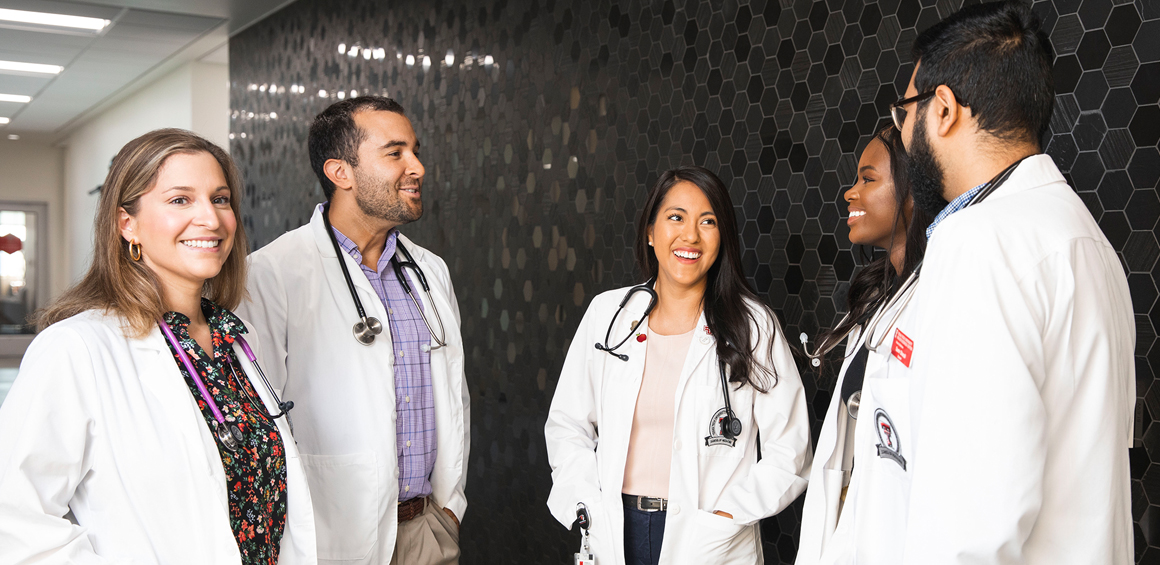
[229, 0, 1160, 562]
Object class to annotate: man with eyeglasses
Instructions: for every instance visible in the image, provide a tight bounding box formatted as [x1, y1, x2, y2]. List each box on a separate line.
[796, 2, 1135, 564]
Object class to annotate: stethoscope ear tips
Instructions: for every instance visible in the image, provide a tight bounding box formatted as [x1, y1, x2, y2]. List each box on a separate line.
[811, 358, 821, 367]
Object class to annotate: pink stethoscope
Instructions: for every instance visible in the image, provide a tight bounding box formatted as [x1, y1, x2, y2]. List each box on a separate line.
[157, 319, 294, 452]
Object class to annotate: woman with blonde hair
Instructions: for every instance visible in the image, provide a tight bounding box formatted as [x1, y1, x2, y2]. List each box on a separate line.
[0, 129, 315, 564]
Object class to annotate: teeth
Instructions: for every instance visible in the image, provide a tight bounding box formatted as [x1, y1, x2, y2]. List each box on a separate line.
[674, 250, 701, 259]
[182, 240, 219, 249]
[849, 210, 866, 218]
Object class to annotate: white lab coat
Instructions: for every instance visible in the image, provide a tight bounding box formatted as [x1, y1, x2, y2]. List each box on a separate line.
[795, 290, 910, 565]
[236, 206, 469, 565]
[813, 155, 1136, 564]
[0, 310, 317, 564]
[545, 286, 812, 565]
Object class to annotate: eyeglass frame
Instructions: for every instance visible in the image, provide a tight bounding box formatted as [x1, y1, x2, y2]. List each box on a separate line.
[890, 87, 970, 131]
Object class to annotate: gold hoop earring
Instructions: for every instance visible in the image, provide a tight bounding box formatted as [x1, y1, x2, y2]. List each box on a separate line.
[128, 241, 142, 262]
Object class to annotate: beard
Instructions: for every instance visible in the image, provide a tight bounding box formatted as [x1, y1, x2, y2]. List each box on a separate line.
[907, 114, 951, 217]
[353, 167, 423, 225]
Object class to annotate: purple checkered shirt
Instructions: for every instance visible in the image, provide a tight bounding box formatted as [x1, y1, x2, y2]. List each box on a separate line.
[330, 216, 436, 502]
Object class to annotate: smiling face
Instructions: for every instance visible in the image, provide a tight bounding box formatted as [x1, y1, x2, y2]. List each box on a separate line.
[845, 138, 906, 250]
[350, 110, 425, 226]
[648, 180, 721, 293]
[119, 151, 236, 296]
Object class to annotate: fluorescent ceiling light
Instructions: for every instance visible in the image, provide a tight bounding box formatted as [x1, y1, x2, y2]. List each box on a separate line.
[0, 94, 32, 103]
[0, 118, 8, 124]
[0, 61, 63, 75]
[0, 8, 110, 31]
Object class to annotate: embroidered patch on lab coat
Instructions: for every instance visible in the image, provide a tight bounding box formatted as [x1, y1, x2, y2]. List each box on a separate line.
[874, 408, 907, 470]
[705, 407, 738, 447]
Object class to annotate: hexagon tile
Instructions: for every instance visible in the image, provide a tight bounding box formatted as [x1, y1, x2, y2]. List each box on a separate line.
[229, 0, 1160, 562]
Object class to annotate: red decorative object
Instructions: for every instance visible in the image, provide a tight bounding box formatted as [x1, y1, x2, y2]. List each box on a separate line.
[0, 234, 22, 255]
[703, 325, 712, 335]
[636, 333, 647, 342]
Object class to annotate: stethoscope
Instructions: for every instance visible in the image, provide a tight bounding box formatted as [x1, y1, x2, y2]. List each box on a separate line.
[595, 279, 743, 441]
[798, 155, 1030, 418]
[800, 267, 921, 367]
[322, 202, 448, 349]
[158, 319, 295, 452]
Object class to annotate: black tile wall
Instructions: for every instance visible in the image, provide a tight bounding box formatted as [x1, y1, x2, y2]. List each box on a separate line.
[229, 0, 1160, 562]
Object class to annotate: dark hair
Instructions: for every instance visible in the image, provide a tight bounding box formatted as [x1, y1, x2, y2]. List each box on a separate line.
[308, 96, 406, 199]
[816, 126, 933, 359]
[912, 0, 1054, 146]
[635, 166, 778, 392]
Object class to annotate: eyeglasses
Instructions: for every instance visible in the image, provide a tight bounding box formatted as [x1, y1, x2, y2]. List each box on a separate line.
[890, 88, 970, 131]
[890, 90, 936, 131]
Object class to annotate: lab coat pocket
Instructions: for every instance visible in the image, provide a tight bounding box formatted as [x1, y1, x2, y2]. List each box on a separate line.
[301, 452, 380, 561]
[688, 509, 755, 563]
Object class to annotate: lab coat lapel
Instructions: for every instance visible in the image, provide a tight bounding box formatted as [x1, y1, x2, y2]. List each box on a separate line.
[675, 311, 715, 400]
[601, 288, 651, 488]
[308, 207, 388, 321]
[131, 326, 230, 504]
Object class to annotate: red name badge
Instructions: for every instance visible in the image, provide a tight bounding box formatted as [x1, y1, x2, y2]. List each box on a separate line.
[891, 329, 914, 368]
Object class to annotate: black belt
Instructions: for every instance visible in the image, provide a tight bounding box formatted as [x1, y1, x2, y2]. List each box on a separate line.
[622, 493, 667, 512]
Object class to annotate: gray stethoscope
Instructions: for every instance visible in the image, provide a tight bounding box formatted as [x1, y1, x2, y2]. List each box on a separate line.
[322, 202, 448, 349]
[595, 279, 743, 441]
[158, 319, 294, 451]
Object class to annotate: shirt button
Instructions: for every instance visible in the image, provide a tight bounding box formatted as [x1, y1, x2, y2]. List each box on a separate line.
[398, 351, 404, 357]
[404, 485, 410, 492]
[389, 308, 394, 314]
[406, 440, 411, 447]
[405, 396, 410, 403]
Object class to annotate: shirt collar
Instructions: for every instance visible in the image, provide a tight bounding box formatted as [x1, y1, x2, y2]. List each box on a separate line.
[162, 298, 248, 340]
[925, 182, 987, 239]
[329, 221, 399, 275]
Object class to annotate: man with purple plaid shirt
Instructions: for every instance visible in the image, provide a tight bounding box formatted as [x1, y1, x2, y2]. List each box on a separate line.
[240, 97, 469, 565]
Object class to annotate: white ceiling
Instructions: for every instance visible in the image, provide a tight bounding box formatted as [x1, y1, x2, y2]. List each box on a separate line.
[0, 0, 293, 136]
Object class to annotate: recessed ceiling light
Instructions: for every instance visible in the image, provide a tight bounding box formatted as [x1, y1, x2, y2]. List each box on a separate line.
[0, 60, 63, 75]
[0, 94, 31, 103]
[7, 134, 18, 140]
[0, 8, 110, 32]
[0, 118, 8, 125]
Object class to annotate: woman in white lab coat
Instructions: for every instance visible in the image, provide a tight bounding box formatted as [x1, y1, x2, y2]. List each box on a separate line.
[795, 126, 932, 564]
[0, 129, 315, 564]
[546, 166, 811, 565]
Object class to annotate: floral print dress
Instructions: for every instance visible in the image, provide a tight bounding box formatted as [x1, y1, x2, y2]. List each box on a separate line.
[162, 299, 287, 565]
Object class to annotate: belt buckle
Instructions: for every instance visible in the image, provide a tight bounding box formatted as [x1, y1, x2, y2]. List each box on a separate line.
[636, 496, 664, 512]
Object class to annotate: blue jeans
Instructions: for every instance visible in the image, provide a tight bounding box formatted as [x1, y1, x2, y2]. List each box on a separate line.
[623, 502, 666, 565]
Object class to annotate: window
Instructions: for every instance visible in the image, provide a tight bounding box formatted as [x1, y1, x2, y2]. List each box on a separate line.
[0, 204, 46, 334]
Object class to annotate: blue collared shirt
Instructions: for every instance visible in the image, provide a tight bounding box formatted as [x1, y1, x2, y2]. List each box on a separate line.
[324, 205, 437, 502]
[925, 182, 987, 239]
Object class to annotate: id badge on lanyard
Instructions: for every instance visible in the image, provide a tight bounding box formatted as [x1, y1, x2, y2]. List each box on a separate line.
[574, 528, 594, 565]
[574, 503, 595, 564]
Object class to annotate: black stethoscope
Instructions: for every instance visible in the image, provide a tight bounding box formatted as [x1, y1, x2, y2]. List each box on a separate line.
[322, 203, 448, 349]
[595, 279, 743, 441]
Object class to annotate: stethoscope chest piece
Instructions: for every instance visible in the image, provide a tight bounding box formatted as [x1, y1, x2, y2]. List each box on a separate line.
[215, 421, 243, 452]
[353, 316, 383, 345]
